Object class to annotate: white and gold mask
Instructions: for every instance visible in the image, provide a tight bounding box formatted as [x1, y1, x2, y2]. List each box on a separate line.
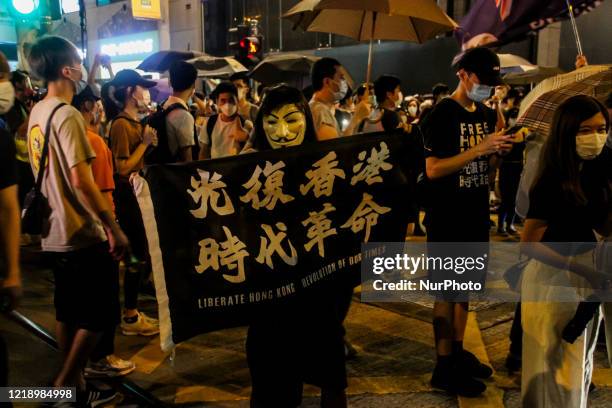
[263, 103, 306, 149]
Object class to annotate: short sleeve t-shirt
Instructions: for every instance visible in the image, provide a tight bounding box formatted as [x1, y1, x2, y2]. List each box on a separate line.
[87, 129, 115, 214]
[309, 99, 341, 137]
[110, 112, 143, 177]
[27, 97, 107, 252]
[422, 98, 497, 240]
[198, 115, 240, 159]
[163, 97, 195, 158]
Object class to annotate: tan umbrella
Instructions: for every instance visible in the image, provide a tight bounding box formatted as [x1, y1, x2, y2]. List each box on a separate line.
[283, 0, 457, 83]
[519, 64, 612, 118]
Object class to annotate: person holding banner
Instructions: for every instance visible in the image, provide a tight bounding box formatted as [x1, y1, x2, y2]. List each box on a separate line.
[245, 84, 348, 408]
[422, 47, 512, 397]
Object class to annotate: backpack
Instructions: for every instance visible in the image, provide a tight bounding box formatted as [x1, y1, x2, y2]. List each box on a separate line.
[145, 102, 189, 165]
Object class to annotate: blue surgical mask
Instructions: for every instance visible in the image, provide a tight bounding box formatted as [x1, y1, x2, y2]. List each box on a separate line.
[467, 81, 493, 103]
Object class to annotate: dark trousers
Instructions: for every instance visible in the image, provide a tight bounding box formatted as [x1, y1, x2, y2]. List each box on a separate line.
[498, 163, 522, 227]
[15, 160, 34, 209]
[114, 178, 148, 310]
[1, 333, 12, 408]
[509, 302, 522, 356]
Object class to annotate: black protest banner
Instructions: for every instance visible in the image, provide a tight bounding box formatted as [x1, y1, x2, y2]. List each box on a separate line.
[133, 131, 416, 350]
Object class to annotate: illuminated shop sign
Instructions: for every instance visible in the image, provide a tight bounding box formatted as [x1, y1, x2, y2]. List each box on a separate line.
[98, 31, 159, 63]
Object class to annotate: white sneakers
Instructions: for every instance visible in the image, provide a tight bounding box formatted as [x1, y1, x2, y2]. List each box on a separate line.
[120, 312, 160, 336]
[85, 355, 136, 378]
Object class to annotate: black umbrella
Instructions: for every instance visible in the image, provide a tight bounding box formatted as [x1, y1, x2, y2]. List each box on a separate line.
[250, 54, 320, 85]
[137, 50, 204, 73]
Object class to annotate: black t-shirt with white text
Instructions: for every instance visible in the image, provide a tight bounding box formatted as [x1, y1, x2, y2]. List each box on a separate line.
[422, 98, 497, 241]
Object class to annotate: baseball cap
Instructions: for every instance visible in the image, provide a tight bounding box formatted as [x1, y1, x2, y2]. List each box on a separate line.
[72, 85, 100, 108]
[452, 47, 503, 87]
[110, 69, 156, 89]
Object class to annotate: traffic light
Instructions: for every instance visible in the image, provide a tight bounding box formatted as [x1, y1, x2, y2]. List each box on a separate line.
[8, 0, 62, 21]
[229, 23, 264, 68]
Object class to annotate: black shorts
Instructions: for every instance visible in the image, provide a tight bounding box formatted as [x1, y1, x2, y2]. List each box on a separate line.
[246, 295, 347, 407]
[50, 242, 120, 332]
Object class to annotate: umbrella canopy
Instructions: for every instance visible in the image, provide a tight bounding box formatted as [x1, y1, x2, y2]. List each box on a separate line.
[497, 53, 536, 74]
[186, 56, 248, 79]
[519, 64, 612, 117]
[283, 0, 457, 82]
[137, 50, 204, 73]
[250, 54, 321, 85]
[503, 67, 565, 86]
[517, 68, 612, 137]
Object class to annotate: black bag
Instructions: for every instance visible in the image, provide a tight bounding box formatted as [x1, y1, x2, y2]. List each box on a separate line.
[503, 257, 529, 292]
[144, 102, 189, 165]
[21, 102, 66, 235]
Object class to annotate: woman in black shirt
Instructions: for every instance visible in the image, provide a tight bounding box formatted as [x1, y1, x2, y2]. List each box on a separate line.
[520, 95, 610, 408]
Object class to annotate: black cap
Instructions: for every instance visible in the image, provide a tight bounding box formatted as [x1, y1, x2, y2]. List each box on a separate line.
[453, 47, 503, 86]
[72, 85, 100, 108]
[110, 69, 156, 89]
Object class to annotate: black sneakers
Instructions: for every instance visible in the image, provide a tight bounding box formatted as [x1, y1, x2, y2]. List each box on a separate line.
[431, 351, 493, 397]
[455, 349, 494, 379]
[431, 364, 487, 397]
[78, 386, 118, 408]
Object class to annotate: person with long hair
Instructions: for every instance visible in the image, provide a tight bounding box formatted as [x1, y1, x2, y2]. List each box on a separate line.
[102, 70, 160, 337]
[245, 85, 347, 408]
[520, 95, 611, 407]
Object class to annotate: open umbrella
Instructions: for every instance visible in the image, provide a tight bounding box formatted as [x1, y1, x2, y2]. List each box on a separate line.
[519, 64, 612, 118]
[498, 53, 537, 74]
[517, 68, 612, 137]
[186, 56, 248, 79]
[283, 0, 457, 83]
[137, 50, 204, 73]
[503, 67, 565, 86]
[250, 53, 320, 85]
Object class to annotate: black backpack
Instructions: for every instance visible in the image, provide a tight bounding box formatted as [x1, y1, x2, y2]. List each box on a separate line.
[145, 102, 189, 165]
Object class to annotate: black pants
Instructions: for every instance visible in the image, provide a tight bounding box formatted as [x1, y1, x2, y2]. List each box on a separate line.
[114, 178, 148, 310]
[0, 333, 11, 407]
[90, 260, 120, 361]
[498, 163, 522, 227]
[15, 160, 34, 209]
[509, 302, 522, 356]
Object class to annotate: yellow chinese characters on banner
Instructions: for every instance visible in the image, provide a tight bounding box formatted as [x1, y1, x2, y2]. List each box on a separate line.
[132, 0, 161, 20]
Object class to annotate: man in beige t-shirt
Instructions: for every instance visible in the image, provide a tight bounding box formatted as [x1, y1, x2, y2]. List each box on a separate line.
[27, 35, 128, 406]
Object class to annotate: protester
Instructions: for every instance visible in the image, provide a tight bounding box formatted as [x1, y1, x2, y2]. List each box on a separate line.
[309, 57, 369, 139]
[3, 71, 34, 219]
[230, 72, 259, 123]
[520, 95, 610, 408]
[359, 75, 403, 133]
[0, 52, 22, 404]
[160, 60, 198, 163]
[422, 47, 512, 397]
[26, 36, 129, 405]
[103, 69, 160, 337]
[432, 83, 450, 104]
[405, 96, 420, 124]
[198, 81, 249, 159]
[246, 85, 347, 408]
[72, 85, 136, 378]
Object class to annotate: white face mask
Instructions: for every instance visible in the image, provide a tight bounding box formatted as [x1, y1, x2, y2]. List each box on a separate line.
[408, 105, 418, 117]
[576, 131, 608, 160]
[332, 79, 348, 102]
[395, 91, 403, 108]
[0, 81, 15, 114]
[220, 102, 237, 117]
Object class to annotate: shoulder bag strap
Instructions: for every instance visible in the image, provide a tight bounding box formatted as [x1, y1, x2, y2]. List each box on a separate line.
[34, 102, 67, 193]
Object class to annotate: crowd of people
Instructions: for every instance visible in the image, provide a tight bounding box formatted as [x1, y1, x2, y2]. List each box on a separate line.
[0, 34, 610, 408]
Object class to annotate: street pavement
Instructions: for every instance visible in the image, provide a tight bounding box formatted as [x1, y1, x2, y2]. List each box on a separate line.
[4, 227, 612, 407]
